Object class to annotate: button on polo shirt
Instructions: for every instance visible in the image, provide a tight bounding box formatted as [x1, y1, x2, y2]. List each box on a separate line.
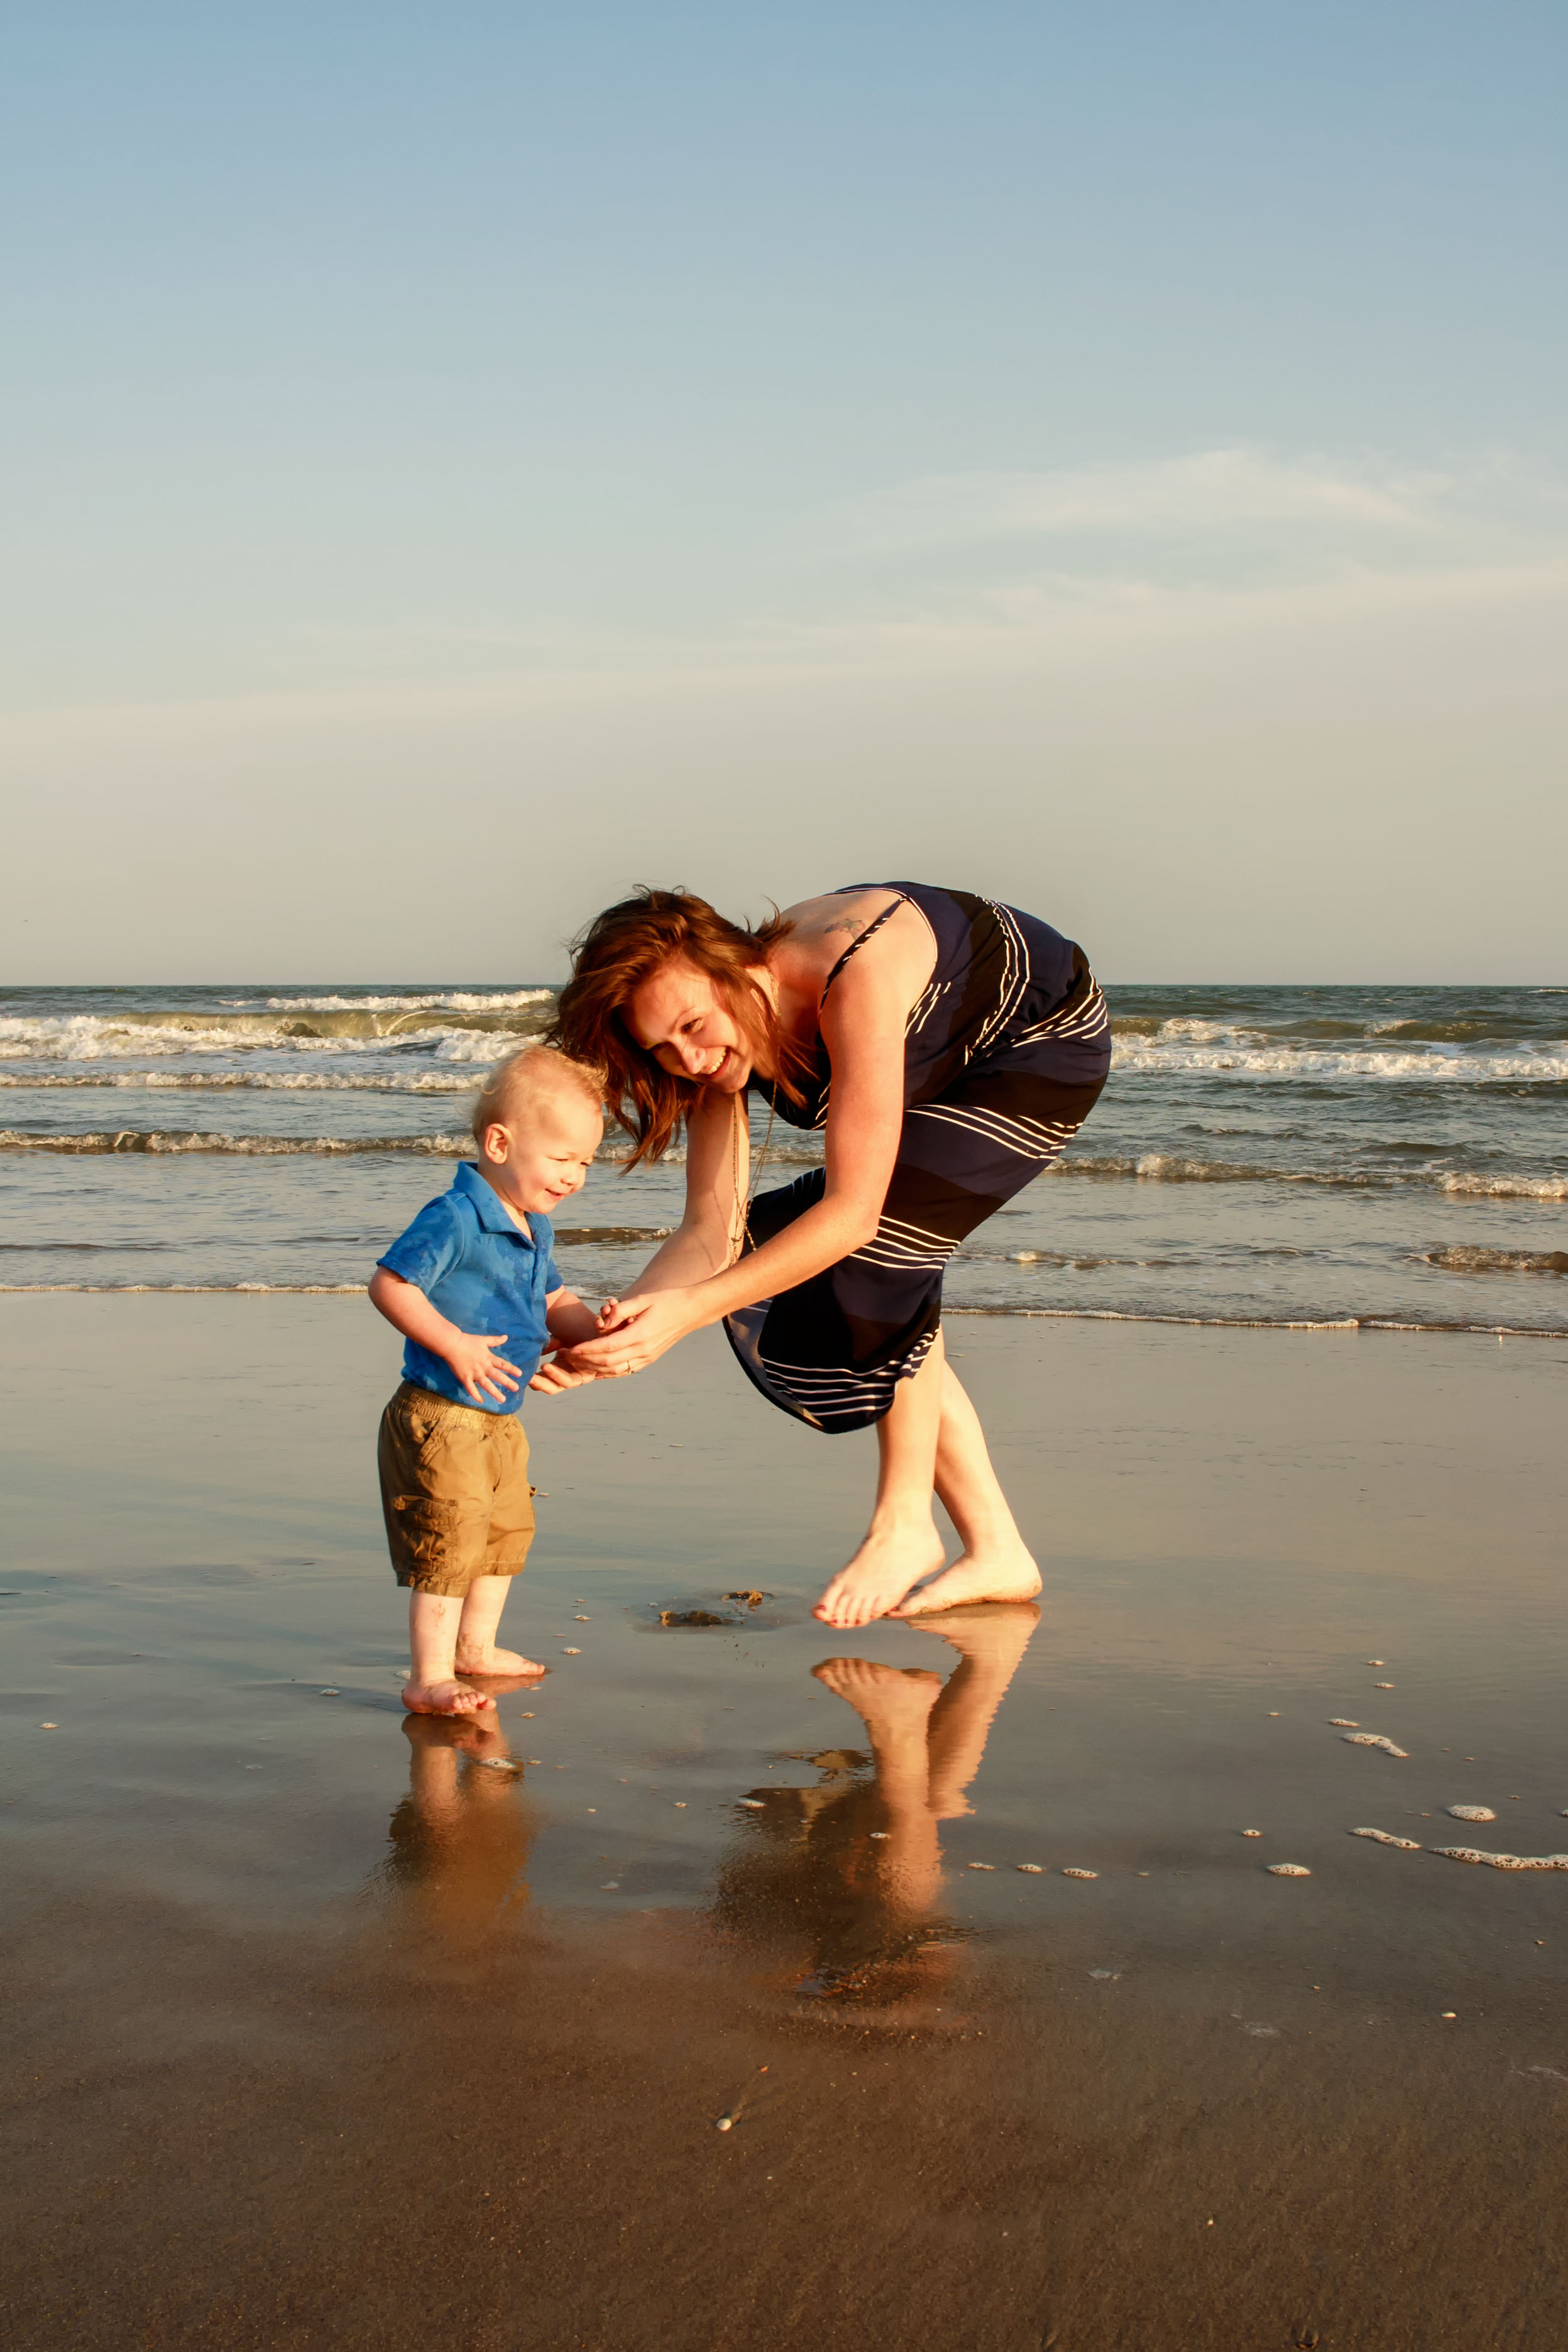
[376, 1160, 561, 1415]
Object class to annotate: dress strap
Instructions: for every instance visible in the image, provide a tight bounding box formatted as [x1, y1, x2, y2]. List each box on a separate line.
[819, 892, 908, 1006]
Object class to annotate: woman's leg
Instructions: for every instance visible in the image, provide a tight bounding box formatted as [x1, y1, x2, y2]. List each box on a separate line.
[890, 1360, 1042, 1615]
[813, 1333, 950, 1627]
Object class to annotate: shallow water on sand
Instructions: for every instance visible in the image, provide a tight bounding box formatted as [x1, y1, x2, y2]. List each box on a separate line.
[3, 1303, 1567, 2348]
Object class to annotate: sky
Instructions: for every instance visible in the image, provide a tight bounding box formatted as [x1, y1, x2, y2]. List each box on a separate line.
[2, 1, 1565, 983]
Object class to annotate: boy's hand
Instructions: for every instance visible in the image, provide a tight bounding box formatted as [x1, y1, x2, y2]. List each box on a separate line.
[529, 1345, 604, 1395]
[443, 1333, 522, 1405]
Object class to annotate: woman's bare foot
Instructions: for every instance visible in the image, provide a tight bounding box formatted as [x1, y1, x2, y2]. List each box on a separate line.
[452, 1643, 547, 1679]
[402, 1678, 495, 1715]
[889, 1542, 1041, 1617]
[915, 1599, 1043, 1657]
[813, 1520, 948, 1629]
[812, 1655, 945, 1736]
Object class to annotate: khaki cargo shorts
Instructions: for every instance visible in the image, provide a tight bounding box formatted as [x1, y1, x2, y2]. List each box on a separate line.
[377, 1382, 536, 1597]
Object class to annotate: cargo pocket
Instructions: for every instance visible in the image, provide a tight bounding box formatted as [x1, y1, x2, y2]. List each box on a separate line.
[390, 1495, 472, 1568]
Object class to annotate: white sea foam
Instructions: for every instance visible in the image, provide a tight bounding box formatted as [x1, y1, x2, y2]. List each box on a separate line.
[0, 1014, 540, 1062]
[1111, 1039, 1568, 1083]
[259, 990, 552, 1013]
[0, 1069, 484, 1092]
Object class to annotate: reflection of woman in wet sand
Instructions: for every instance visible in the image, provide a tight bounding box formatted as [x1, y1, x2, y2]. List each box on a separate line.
[380, 1714, 536, 1962]
[710, 1604, 1039, 2004]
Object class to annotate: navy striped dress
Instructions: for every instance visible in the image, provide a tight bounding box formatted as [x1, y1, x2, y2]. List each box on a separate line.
[723, 883, 1112, 1432]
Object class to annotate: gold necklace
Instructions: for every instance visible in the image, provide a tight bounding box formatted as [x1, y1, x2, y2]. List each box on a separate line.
[728, 1079, 776, 1264]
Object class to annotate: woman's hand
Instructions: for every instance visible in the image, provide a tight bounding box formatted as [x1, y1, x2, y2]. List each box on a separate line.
[571, 1287, 705, 1377]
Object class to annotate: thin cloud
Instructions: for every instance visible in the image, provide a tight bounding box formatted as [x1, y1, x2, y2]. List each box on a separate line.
[853, 447, 1460, 547]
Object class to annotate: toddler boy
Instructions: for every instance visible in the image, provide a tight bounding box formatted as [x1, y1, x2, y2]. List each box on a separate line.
[369, 1045, 605, 1715]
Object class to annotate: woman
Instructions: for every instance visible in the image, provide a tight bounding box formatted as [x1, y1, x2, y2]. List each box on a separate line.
[547, 882, 1110, 1628]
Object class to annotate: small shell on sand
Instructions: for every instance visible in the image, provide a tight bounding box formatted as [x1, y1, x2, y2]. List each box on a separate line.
[319, 1689, 340, 1696]
[39, 1722, 58, 1730]
[1352, 1827, 1422, 1850]
[474, 1757, 520, 1772]
[562, 1647, 582, 1655]
[1329, 1720, 1359, 1728]
[574, 1615, 591, 1622]
[1368, 1660, 1386, 1667]
[1241, 1830, 1263, 1838]
[715, 2117, 733, 2131]
[737, 1798, 765, 1810]
[1016, 1863, 1043, 1873]
[1267, 1864, 1312, 1876]
[966, 1862, 997, 1871]
[1434, 1847, 1568, 1871]
[1448, 1805, 1497, 1823]
[870, 1830, 889, 1838]
[1373, 1682, 1395, 1690]
[1062, 1867, 1099, 1879]
[1343, 1733, 1408, 1757]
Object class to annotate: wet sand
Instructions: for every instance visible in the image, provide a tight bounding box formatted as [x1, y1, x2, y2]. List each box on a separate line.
[2, 1298, 1566, 2349]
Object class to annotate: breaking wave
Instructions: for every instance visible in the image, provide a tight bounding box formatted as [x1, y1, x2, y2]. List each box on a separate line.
[1423, 1246, 1568, 1276]
[0, 1006, 551, 1060]
[1110, 1038, 1568, 1084]
[1054, 1154, 1568, 1199]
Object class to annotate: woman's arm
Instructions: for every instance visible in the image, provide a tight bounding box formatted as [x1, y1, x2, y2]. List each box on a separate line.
[618, 1082, 747, 1295]
[573, 945, 912, 1373]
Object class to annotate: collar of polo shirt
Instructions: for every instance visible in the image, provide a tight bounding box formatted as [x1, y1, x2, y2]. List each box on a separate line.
[452, 1158, 548, 1247]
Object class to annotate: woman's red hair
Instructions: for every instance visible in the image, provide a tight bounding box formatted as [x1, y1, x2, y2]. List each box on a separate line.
[548, 887, 804, 1165]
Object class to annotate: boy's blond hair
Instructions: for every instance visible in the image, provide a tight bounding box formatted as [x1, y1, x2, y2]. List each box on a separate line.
[471, 1045, 605, 1148]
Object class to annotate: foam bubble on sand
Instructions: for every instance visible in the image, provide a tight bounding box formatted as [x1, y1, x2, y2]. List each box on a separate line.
[1016, 1863, 1043, 1872]
[1267, 1864, 1312, 1876]
[1434, 1849, 1568, 1871]
[1343, 1732, 1409, 1757]
[1352, 1828, 1422, 1850]
[1061, 1867, 1099, 1879]
[966, 1862, 997, 1871]
[1329, 1718, 1360, 1727]
[1447, 1805, 1498, 1822]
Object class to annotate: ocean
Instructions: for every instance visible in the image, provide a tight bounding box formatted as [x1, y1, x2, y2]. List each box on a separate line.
[1, 981, 1563, 1333]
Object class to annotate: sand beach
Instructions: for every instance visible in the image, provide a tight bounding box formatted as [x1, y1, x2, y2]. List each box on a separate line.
[3, 1297, 1565, 2349]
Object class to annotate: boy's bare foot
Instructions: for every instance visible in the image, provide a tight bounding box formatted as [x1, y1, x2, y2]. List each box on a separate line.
[813, 1522, 948, 1629]
[402, 1679, 495, 1716]
[889, 1542, 1041, 1618]
[813, 1656, 945, 1735]
[452, 1644, 547, 1679]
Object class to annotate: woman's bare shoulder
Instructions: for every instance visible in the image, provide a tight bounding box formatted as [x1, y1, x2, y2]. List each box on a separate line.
[778, 887, 906, 953]
[780, 884, 912, 969]
[779, 889, 935, 1013]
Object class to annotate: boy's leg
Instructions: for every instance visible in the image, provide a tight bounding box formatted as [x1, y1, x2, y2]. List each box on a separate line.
[405, 1590, 495, 1715]
[454, 1574, 546, 1679]
[453, 1415, 545, 1679]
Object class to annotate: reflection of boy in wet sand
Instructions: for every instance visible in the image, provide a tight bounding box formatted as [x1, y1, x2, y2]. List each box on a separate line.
[383, 1715, 536, 1956]
[711, 1604, 1038, 2004]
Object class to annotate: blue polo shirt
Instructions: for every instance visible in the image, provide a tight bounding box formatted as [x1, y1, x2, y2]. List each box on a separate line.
[376, 1160, 563, 1416]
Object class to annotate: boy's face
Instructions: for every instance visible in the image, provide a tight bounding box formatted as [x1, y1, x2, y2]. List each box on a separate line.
[480, 1092, 602, 1216]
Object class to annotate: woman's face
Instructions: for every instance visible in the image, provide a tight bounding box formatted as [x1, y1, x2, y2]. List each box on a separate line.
[623, 957, 757, 1091]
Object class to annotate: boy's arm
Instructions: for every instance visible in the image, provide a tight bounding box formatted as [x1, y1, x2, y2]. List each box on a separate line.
[367, 1266, 521, 1406]
[530, 1286, 609, 1394]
